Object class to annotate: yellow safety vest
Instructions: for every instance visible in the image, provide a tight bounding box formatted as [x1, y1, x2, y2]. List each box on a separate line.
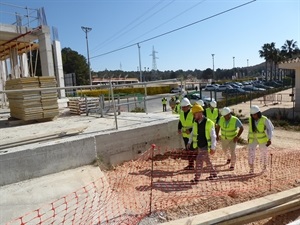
[192, 118, 214, 150]
[162, 98, 167, 104]
[219, 116, 238, 140]
[175, 104, 181, 114]
[206, 108, 218, 124]
[248, 115, 269, 144]
[179, 111, 194, 138]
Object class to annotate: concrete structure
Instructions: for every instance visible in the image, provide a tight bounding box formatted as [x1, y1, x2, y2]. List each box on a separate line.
[0, 4, 66, 105]
[279, 57, 300, 112]
[0, 112, 179, 186]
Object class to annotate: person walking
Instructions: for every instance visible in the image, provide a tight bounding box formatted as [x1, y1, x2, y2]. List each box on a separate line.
[248, 105, 274, 174]
[174, 99, 181, 114]
[162, 97, 167, 112]
[205, 100, 219, 125]
[216, 107, 244, 171]
[187, 103, 217, 182]
[169, 96, 176, 112]
[178, 98, 195, 170]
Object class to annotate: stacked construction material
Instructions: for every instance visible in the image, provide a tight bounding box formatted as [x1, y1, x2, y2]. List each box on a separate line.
[68, 97, 100, 115]
[5, 77, 59, 121]
[39, 77, 59, 119]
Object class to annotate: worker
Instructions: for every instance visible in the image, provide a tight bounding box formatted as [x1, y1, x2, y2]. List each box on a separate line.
[162, 97, 167, 112]
[174, 99, 181, 114]
[215, 107, 244, 171]
[205, 100, 219, 125]
[248, 105, 274, 174]
[169, 96, 176, 112]
[178, 97, 195, 170]
[187, 103, 217, 182]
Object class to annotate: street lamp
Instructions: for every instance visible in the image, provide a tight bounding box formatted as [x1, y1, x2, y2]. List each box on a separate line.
[247, 59, 249, 67]
[81, 26, 92, 85]
[233, 56, 235, 68]
[211, 54, 215, 80]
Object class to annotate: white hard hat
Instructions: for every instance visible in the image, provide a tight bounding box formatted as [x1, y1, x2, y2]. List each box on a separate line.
[195, 100, 205, 107]
[221, 107, 231, 116]
[180, 98, 191, 107]
[176, 100, 180, 103]
[250, 105, 260, 114]
[210, 100, 217, 108]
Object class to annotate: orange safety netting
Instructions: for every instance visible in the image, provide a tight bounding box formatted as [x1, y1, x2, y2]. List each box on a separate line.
[6, 145, 300, 225]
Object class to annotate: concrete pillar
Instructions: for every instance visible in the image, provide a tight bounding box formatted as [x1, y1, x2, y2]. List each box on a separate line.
[295, 68, 300, 112]
[10, 47, 20, 79]
[38, 26, 55, 77]
[0, 60, 8, 107]
[20, 53, 29, 77]
[53, 40, 66, 98]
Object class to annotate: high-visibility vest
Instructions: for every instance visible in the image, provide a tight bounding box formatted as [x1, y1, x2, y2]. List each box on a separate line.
[248, 115, 269, 144]
[179, 111, 194, 138]
[175, 104, 181, 114]
[192, 118, 214, 150]
[219, 116, 238, 140]
[206, 108, 218, 124]
[162, 98, 167, 104]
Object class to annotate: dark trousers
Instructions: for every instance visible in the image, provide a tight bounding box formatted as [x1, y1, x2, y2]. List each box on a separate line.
[195, 147, 216, 179]
[163, 104, 167, 112]
[183, 137, 196, 166]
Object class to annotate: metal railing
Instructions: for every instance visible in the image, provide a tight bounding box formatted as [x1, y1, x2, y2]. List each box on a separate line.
[0, 79, 177, 129]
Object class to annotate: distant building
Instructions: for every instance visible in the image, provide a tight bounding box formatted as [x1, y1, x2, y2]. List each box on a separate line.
[92, 77, 139, 86]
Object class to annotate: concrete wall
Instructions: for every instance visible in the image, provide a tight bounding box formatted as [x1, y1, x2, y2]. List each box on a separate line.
[0, 119, 179, 186]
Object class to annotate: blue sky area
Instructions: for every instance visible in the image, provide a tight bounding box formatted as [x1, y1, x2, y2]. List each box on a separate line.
[1, 0, 300, 72]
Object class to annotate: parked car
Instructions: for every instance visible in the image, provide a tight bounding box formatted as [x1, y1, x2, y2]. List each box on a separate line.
[204, 85, 218, 91]
[170, 87, 184, 93]
[242, 86, 266, 92]
[217, 84, 233, 92]
[188, 93, 215, 106]
[254, 83, 273, 90]
[222, 88, 248, 96]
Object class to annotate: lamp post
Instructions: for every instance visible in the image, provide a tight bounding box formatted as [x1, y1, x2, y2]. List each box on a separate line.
[81, 26, 92, 85]
[137, 43, 143, 82]
[247, 59, 249, 67]
[233, 56, 235, 68]
[212, 54, 215, 80]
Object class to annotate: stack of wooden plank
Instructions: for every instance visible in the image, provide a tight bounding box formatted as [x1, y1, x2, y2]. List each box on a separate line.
[5, 77, 59, 121]
[68, 98, 100, 115]
[39, 77, 59, 119]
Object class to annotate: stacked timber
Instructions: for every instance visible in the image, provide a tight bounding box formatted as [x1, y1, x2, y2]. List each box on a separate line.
[68, 98, 100, 115]
[5, 77, 59, 121]
[39, 77, 59, 119]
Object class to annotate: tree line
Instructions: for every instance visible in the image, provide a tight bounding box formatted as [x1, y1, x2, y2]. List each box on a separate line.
[53, 40, 300, 86]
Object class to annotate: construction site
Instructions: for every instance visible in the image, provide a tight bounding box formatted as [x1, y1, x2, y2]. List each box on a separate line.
[1, 2, 300, 225]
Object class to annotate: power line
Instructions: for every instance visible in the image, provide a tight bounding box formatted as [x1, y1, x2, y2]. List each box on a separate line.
[90, 0, 256, 60]
[121, 0, 207, 48]
[90, 0, 173, 54]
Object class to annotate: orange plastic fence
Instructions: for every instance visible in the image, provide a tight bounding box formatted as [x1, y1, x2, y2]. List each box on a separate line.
[6, 145, 300, 225]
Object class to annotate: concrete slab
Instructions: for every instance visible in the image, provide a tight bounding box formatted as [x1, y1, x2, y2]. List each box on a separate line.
[0, 165, 105, 224]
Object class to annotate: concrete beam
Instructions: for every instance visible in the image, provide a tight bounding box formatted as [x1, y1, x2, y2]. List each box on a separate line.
[159, 186, 300, 225]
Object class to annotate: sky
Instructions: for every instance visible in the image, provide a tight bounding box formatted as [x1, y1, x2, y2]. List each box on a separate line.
[1, 0, 300, 72]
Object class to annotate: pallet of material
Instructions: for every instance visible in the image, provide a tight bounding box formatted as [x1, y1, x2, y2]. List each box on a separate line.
[5, 77, 59, 121]
[68, 98, 100, 115]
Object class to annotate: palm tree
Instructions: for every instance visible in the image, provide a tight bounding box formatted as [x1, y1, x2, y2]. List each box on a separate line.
[259, 42, 277, 80]
[281, 39, 299, 59]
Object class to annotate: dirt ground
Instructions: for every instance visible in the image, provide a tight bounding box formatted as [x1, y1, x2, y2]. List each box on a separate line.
[105, 125, 300, 225]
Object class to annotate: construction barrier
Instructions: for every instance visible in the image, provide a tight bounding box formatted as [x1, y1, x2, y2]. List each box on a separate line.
[6, 145, 300, 225]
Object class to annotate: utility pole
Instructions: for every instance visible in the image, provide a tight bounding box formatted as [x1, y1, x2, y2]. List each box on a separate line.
[212, 54, 215, 80]
[81, 26, 92, 85]
[233, 56, 235, 68]
[137, 43, 143, 82]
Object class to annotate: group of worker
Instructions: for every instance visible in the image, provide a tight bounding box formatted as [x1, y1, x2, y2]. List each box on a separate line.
[177, 97, 274, 183]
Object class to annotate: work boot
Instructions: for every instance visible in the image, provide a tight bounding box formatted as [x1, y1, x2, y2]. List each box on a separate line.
[226, 159, 231, 165]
